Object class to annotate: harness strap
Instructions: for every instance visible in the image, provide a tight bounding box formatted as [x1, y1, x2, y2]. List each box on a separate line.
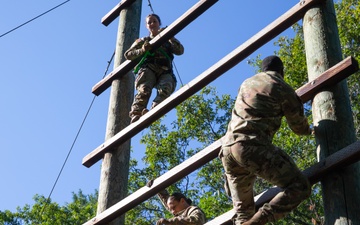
[133, 46, 173, 74]
[133, 51, 154, 74]
[157, 47, 172, 61]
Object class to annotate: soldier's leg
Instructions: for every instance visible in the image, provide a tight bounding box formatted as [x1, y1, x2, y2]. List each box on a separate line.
[152, 72, 176, 106]
[220, 145, 256, 225]
[247, 145, 311, 223]
[129, 68, 156, 122]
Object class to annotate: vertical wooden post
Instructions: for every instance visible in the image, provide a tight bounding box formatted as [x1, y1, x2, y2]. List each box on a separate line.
[97, 1, 142, 224]
[303, 0, 360, 224]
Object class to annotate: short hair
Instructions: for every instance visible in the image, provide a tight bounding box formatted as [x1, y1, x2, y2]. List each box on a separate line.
[146, 14, 162, 26]
[261, 55, 284, 73]
[169, 192, 192, 205]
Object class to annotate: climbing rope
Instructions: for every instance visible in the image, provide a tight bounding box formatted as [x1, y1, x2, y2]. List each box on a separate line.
[39, 50, 115, 217]
[147, 0, 155, 14]
[158, 47, 184, 86]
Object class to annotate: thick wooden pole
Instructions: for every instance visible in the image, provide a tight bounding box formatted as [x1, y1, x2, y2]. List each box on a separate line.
[303, 0, 360, 224]
[96, 1, 142, 225]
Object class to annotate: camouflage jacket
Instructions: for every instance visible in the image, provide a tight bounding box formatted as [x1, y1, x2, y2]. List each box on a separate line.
[157, 190, 206, 225]
[223, 71, 311, 146]
[124, 32, 184, 73]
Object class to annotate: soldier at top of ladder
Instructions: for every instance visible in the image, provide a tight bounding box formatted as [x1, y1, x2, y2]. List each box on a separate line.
[124, 14, 184, 123]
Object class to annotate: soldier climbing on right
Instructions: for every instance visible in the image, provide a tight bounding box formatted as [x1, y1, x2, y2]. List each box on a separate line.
[124, 14, 184, 123]
[219, 55, 314, 225]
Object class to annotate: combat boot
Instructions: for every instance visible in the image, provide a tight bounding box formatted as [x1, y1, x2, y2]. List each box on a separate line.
[130, 115, 140, 123]
[129, 111, 142, 123]
[142, 108, 149, 115]
[241, 210, 268, 225]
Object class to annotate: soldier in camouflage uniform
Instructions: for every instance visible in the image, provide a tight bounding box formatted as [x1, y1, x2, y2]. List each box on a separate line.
[124, 14, 184, 123]
[219, 56, 312, 225]
[156, 189, 206, 225]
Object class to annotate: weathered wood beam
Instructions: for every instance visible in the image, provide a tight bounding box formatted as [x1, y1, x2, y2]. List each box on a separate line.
[93, 0, 219, 96]
[83, 137, 360, 225]
[101, 0, 137, 26]
[205, 209, 234, 225]
[82, 140, 223, 225]
[83, 55, 357, 168]
[296, 56, 359, 103]
[205, 140, 360, 225]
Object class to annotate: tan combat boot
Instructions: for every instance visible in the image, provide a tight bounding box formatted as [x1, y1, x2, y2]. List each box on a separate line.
[142, 108, 149, 115]
[129, 111, 142, 123]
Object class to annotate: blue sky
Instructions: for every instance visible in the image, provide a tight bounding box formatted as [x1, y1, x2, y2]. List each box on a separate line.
[1, 0, 298, 212]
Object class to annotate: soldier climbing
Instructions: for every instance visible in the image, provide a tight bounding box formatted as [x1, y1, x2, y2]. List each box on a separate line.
[220, 56, 314, 225]
[124, 14, 184, 123]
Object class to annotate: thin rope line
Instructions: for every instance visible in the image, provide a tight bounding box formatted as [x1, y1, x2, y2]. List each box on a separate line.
[156, 23, 184, 87]
[39, 50, 115, 216]
[147, 0, 155, 14]
[1, 0, 71, 38]
[173, 61, 184, 86]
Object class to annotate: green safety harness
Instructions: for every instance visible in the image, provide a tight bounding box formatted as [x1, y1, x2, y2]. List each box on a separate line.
[133, 47, 173, 74]
[133, 50, 154, 74]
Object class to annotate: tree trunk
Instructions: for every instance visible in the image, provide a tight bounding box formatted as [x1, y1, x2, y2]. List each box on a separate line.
[302, 0, 360, 224]
[97, 1, 142, 224]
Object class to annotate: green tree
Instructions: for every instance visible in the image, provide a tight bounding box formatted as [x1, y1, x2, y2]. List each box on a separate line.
[336, 0, 360, 138]
[0, 190, 97, 225]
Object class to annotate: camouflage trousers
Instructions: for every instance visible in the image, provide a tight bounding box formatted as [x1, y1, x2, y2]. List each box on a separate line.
[130, 66, 176, 117]
[219, 142, 311, 225]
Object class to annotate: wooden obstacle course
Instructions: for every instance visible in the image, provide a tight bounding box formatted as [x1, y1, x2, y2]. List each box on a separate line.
[82, 0, 359, 224]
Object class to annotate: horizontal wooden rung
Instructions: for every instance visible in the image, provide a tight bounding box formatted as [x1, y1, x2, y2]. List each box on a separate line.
[82, 138, 360, 225]
[101, 0, 137, 27]
[82, 139, 223, 225]
[296, 56, 359, 102]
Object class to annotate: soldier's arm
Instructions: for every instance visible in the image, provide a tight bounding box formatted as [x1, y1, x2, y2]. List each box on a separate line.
[283, 93, 312, 135]
[124, 39, 146, 60]
[167, 207, 206, 225]
[169, 37, 184, 55]
[157, 189, 171, 211]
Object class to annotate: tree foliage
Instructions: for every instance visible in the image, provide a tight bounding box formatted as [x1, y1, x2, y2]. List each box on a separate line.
[336, 0, 360, 138]
[0, 190, 97, 225]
